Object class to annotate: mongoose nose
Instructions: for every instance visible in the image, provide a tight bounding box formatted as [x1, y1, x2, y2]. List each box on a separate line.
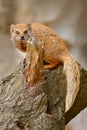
[21, 36, 25, 40]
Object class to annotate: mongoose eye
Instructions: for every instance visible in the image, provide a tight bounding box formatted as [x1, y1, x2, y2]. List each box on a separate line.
[24, 30, 28, 34]
[15, 31, 20, 34]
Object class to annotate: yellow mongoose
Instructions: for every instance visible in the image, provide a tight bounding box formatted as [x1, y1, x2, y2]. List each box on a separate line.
[10, 23, 80, 112]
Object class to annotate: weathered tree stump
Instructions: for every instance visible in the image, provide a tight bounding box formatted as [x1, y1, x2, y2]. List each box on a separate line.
[0, 41, 87, 130]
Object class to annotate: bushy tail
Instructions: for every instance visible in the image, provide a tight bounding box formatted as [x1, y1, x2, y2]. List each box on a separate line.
[64, 55, 80, 112]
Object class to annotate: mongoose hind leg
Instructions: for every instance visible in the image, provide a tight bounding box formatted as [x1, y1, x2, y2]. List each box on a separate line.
[44, 58, 62, 69]
[44, 64, 58, 69]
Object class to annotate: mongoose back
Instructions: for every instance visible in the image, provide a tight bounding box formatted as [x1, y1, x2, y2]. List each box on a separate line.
[10, 23, 80, 112]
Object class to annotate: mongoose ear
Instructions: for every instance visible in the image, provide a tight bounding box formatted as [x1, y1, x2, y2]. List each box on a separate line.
[10, 24, 15, 33]
[26, 23, 32, 31]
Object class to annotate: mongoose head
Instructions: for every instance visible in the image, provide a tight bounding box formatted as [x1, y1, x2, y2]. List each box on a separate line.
[10, 23, 32, 41]
[10, 23, 32, 52]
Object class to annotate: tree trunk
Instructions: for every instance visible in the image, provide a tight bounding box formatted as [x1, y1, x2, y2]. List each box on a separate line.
[0, 41, 65, 130]
[0, 42, 87, 129]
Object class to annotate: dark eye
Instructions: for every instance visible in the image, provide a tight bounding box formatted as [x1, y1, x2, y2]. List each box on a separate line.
[15, 31, 20, 34]
[24, 30, 28, 34]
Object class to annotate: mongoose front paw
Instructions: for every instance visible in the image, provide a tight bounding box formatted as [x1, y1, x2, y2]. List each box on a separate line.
[27, 37, 36, 46]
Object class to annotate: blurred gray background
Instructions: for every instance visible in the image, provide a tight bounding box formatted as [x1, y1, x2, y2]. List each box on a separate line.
[0, 0, 87, 129]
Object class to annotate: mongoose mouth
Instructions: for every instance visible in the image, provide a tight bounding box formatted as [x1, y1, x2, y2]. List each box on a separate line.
[15, 43, 26, 52]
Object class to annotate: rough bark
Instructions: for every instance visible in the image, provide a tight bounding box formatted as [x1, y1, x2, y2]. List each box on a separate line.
[0, 61, 87, 129]
[0, 41, 65, 130]
[0, 42, 87, 129]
